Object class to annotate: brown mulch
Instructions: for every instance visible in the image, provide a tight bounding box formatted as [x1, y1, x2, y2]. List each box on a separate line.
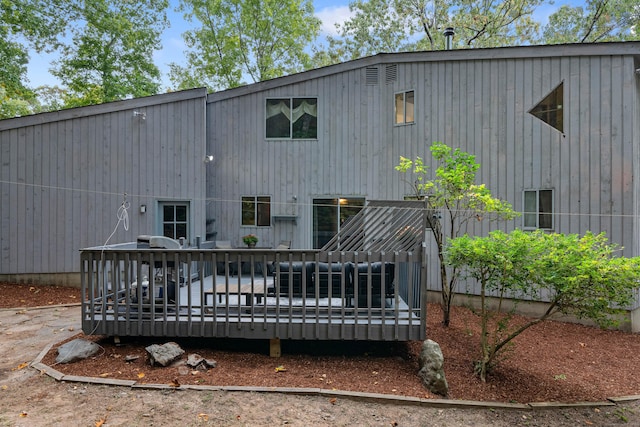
[4, 282, 640, 403]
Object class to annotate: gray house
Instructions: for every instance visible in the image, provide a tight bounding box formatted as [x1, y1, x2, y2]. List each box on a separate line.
[1, 42, 640, 330]
[0, 89, 208, 284]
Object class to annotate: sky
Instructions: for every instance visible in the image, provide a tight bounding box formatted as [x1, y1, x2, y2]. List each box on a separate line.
[24, 0, 577, 91]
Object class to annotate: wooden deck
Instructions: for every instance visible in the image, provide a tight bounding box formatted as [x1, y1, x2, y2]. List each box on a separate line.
[80, 247, 426, 341]
[80, 200, 428, 342]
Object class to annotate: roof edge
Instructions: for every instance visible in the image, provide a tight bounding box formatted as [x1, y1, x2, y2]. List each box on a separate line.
[0, 87, 208, 131]
[207, 42, 640, 103]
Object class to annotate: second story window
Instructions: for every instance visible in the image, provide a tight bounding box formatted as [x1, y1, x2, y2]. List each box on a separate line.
[529, 82, 563, 133]
[242, 196, 271, 227]
[395, 90, 414, 125]
[266, 98, 317, 139]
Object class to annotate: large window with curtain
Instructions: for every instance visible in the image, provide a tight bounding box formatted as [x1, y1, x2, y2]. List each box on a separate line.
[266, 98, 318, 139]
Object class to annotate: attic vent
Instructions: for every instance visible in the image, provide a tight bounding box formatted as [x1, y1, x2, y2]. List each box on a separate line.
[365, 67, 379, 85]
[385, 64, 398, 83]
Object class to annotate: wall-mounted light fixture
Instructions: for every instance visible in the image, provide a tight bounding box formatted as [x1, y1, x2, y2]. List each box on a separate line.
[140, 204, 146, 214]
[133, 110, 146, 120]
[204, 155, 214, 163]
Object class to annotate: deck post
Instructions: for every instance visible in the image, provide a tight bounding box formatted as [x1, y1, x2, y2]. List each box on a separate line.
[269, 338, 281, 357]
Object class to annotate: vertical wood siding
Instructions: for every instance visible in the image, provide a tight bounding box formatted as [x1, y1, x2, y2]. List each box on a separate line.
[208, 53, 638, 299]
[0, 92, 207, 276]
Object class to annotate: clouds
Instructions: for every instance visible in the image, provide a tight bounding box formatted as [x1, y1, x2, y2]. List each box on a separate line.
[315, 5, 353, 36]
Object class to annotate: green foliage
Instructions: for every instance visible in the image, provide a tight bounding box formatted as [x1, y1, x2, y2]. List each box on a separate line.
[30, 86, 66, 114]
[173, 0, 321, 91]
[0, 86, 32, 119]
[52, 0, 168, 106]
[542, 0, 640, 44]
[395, 142, 518, 326]
[0, 0, 69, 118]
[321, 0, 543, 63]
[445, 229, 640, 381]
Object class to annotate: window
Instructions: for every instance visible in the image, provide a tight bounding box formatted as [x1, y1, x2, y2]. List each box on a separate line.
[395, 90, 414, 125]
[312, 197, 365, 249]
[266, 98, 317, 139]
[529, 82, 563, 132]
[242, 196, 271, 227]
[161, 203, 189, 240]
[523, 190, 553, 230]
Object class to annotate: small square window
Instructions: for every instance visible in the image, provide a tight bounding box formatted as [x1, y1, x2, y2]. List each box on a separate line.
[242, 196, 271, 227]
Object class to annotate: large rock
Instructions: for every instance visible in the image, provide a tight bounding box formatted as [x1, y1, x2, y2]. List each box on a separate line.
[418, 339, 449, 396]
[145, 342, 185, 367]
[56, 338, 101, 364]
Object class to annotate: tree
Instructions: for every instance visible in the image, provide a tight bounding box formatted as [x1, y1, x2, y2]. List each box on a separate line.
[30, 86, 67, 114]
[52, 0, 169, 106]
[395, 142, 518, 327]
[172, 0, 321, 91]
[541, 0, 640, 44]
[324, 0, 542, 64]
[448, 0, 542, 47]
[445, 229, 640, 382]
[0, 0, 69, 118]
[324, 0, 446, 61]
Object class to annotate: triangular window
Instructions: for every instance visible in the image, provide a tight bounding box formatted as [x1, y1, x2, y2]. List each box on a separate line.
[529, 82, 564, 133]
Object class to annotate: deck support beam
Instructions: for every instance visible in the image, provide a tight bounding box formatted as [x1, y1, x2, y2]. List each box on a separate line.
[269, 338, 281, 357]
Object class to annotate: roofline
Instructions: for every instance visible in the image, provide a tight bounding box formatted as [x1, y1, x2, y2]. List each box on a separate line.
[207, 42, 640, 103]
[0, 87, 208, 131]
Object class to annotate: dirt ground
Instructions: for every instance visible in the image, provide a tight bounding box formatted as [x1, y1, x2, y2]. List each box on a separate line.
[1, 283, 640, 426]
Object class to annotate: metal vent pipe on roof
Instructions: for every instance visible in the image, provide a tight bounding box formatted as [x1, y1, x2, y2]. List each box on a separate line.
[444, 27, 454, 50]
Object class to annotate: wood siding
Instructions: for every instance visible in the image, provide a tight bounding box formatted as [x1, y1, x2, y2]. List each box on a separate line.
[0, 89, 208, 276]
[207, 50, 639, 300]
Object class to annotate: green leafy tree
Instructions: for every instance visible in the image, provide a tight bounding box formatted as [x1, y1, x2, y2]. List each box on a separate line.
[542, 0, 640, 44]
[172, 0, 321, 91]
[325, 0, 446, 61]
[449, 0, 542, 47]
[52, 0, 169, 106]
[30, 85, 67, 114]
[0, 0, 69, 118]
[445, 229, 640, 381]
[395, 142, 518, 327]
[324, 0, 542, 63]
[0, 86, 31, 118]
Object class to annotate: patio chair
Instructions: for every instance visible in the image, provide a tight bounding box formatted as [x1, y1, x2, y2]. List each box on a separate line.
[276, 240, 291, 250]
[215, 240, 233, 274]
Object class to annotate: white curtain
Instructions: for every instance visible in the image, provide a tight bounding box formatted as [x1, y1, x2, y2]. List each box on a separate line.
[266, 99, 317, 123]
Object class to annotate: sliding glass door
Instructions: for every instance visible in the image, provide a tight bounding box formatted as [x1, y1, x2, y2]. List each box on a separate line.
[312, 197, 364, 249]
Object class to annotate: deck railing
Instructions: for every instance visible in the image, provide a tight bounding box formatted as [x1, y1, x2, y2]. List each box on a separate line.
[81, 245, 426, 341]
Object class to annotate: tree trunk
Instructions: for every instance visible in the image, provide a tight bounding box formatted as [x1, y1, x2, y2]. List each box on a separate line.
[439, 251, 450, 326]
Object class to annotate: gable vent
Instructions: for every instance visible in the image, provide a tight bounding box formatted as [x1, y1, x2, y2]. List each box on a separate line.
[365, 67, 379, 85]
[385, 64, 398, 84]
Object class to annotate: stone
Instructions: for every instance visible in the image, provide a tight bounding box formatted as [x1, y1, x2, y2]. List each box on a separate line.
[186, 353, 204, 368]
[418, 339, 449, 396]
[186, 353, 217, 370]
[145, 342, 185, 367]
[55, 338, 101, 364]
[203, 358, 217, 369]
